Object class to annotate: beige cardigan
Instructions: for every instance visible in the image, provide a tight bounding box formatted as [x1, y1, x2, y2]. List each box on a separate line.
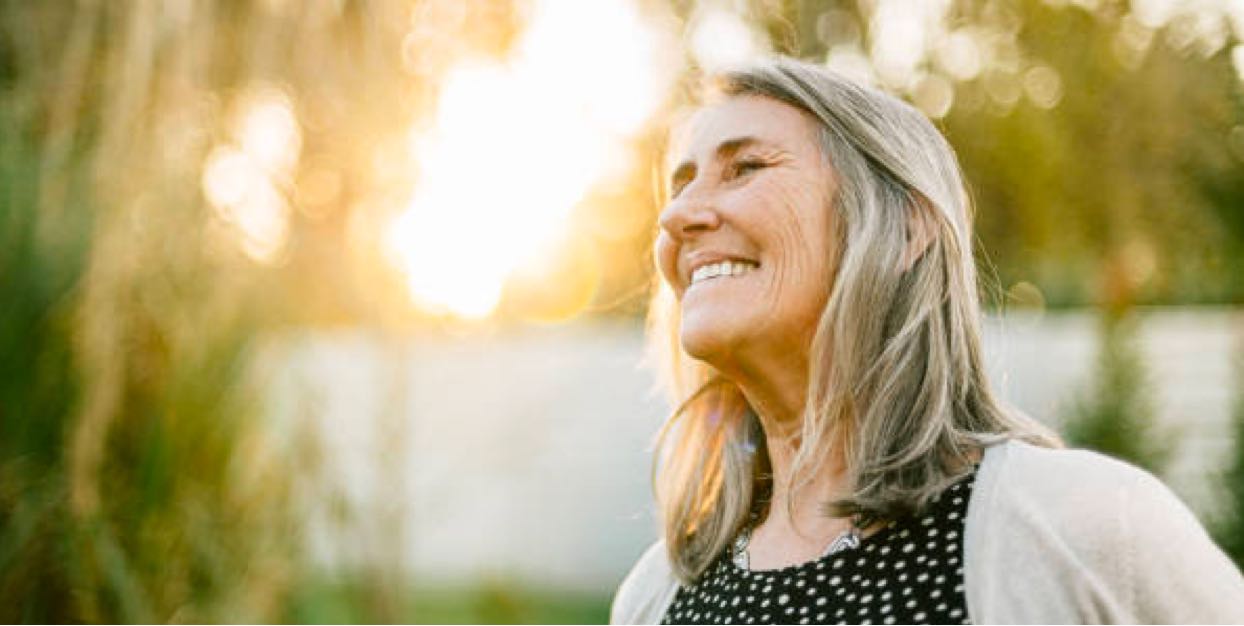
[611, 439, 1244, 624]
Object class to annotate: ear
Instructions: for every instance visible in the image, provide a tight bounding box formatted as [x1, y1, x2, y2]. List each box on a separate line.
[901, 196, 939, 271]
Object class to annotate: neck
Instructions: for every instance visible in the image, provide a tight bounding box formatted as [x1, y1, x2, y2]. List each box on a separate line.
[728, 352, 848, 536]
[760, 430, 848, 535]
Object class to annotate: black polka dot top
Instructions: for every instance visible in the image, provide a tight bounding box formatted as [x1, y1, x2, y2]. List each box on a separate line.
[661, 470, 975, 625]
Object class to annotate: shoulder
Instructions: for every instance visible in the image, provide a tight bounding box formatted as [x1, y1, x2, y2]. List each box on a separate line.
[984, 436, 1144, 488]
[968, 438, 1159, 571]
[970, 438, 1194, 550]
[610, 539, 680, 625]
[965, 438, 1244, 623]
[973, 438, 1221, 550]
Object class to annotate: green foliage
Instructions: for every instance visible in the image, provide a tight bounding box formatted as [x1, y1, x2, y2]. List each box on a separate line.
[0, 4, 306, 622]
[0, 76, 91, 625]
[1210, 348, 1244, 567]
[1062, 314, 1174, 475]
[285, 577, 610, 625]
[753, 0, 1244, 308]
[942, 1, 1244, 308]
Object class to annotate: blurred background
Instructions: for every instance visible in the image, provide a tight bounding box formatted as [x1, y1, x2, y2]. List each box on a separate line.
[2, 0, 1243, 622]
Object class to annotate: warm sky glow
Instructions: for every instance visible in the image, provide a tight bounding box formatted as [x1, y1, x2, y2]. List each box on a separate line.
[386, 0, 674, 319]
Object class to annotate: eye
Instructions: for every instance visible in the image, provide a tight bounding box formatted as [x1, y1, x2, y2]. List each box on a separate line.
[729, 158, 768, 180]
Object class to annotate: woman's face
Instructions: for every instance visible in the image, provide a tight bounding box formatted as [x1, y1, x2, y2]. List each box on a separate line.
[657, 95, 839, 368]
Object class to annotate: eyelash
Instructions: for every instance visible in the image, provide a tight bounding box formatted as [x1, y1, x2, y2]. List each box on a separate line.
[670, 158, 768, 197]
[729, 158, 768, 178]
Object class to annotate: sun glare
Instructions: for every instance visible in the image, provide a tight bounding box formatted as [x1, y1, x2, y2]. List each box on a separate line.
[386, 0, 674, 319]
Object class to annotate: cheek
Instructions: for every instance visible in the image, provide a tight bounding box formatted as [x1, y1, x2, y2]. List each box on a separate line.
[728, 178, 836, 331]
[654, 232, 681, 294]
[735, 178, 832, 274]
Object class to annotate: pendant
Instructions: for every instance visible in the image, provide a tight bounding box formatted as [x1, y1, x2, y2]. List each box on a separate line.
[731, 526, 751, 569]
[822, 526, 861, 557]
[730, 523, 860, 570]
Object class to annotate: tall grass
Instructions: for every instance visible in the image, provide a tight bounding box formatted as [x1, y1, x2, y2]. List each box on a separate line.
[0, 1, 417, 621]
[0, 64, 91, 623]
[0, 1, 630, 620]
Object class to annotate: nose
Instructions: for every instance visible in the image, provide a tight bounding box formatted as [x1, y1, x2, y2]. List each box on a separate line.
[658, 194, 722, 241]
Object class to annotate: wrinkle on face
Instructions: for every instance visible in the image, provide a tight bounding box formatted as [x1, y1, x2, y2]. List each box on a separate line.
[657, 94, 839, 424]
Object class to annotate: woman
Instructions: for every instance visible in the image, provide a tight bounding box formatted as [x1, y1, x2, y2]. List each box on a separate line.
[612, 57, 1244, 624]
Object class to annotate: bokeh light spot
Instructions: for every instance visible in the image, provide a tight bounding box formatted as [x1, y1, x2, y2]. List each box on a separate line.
[825, 44, 877, 86]
[869, 0, 931, 88]
[690, 9, 762, 71]
[236, 87, 301, 177]
[936, 29, 983, 81]
[984, 69, 1022, 109]
[912, 73, 954, 118]
[200, 85, 301, 264]
[1023, 65, 1063, 109]
[203, 146, 260, 210]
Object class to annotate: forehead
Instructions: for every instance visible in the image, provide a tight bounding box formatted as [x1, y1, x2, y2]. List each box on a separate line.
[670, 94, 822, 161]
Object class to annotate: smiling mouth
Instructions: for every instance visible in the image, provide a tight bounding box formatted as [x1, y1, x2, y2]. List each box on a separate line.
[689, 260, 760, 286]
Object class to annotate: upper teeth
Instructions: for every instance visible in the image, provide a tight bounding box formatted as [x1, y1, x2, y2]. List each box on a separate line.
[691, 261, 757, 285]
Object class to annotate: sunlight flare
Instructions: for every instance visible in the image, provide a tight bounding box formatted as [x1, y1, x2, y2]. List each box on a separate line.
[386, 0, 674, 319]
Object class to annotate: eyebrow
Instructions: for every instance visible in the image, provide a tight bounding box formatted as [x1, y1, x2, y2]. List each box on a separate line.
[670, 135, 769, 191]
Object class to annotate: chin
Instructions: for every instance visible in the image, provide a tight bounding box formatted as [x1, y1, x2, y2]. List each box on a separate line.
[678, 312, 741, 366]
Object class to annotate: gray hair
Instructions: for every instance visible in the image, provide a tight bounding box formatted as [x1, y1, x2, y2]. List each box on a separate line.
[649, 57, 1061, 583]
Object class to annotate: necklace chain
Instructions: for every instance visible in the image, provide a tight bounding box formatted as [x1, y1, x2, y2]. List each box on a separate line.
[730, 521, 861, 570]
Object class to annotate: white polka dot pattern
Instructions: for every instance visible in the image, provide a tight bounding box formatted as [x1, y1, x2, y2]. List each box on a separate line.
[661, 471, 975, 625]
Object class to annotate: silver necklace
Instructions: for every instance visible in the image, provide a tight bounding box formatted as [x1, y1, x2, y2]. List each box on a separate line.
[730, 521, 861, 570]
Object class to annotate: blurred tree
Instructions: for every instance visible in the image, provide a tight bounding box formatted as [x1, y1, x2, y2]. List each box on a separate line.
[0, 1, 340, 621]
[1061, 313, 1174, 475]
[754, 0, 1244, 308]
[932, 0, 1244, 476]
[946, 0, 1244, 309]
[1211, 344, 1244, 567]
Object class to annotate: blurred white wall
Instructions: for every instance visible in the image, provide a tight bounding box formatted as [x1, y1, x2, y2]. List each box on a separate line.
[267, 308, 1243, 594]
